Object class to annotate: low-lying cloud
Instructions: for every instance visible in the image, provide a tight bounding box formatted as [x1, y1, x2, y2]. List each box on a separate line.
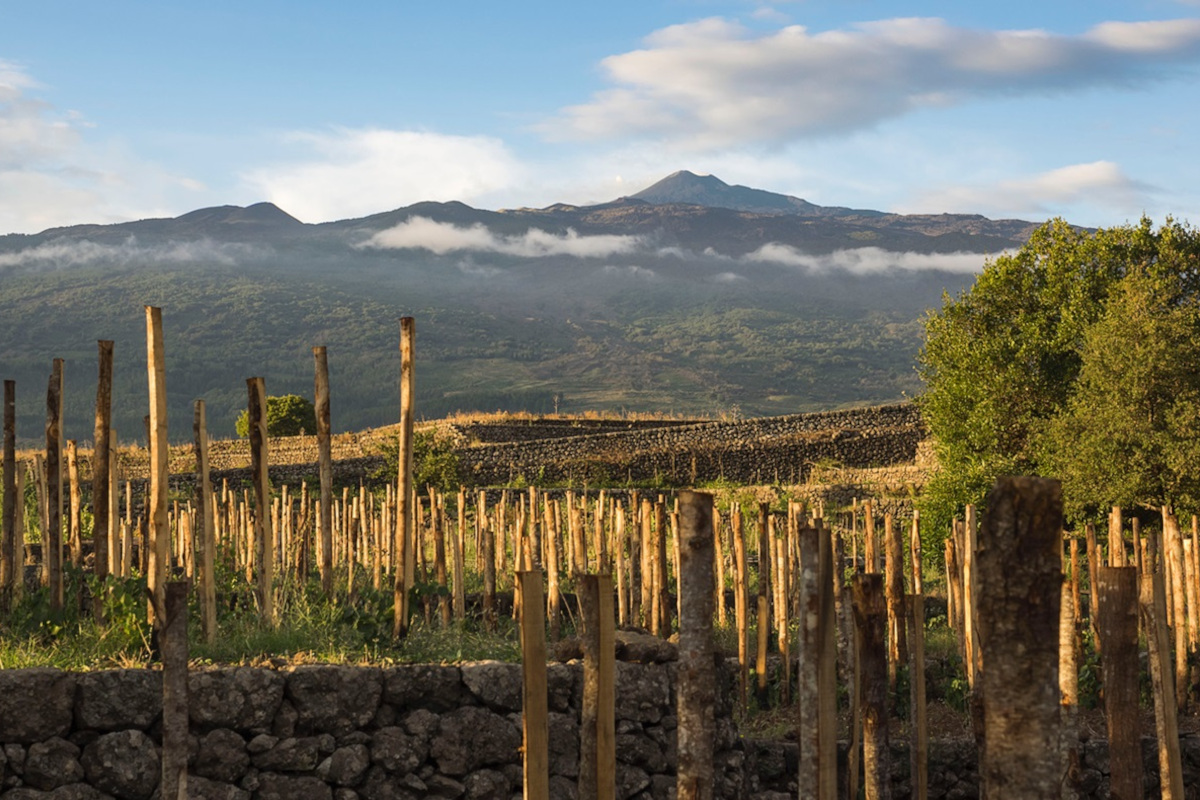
[547, 17, 1200, 148]
[744, 244, 992, 274]
[360, 216, 643, 258]
[0, 237, 268, 269]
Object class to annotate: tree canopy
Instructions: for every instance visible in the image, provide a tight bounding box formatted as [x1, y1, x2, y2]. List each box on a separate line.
[235, 394, 318, 438]
[918, 217, 1200, 528]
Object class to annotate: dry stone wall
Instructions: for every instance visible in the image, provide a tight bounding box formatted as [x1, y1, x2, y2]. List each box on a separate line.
[0, 662, 748, 800]
[2, 662, 1198, 799]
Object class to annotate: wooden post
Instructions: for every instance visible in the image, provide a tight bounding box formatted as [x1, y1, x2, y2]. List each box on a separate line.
[193, 401, 217, 643]
[45, 358, 64, 611]
[1, 380, 15, 611]
[862, 500, 876, 572]
[66, 440, 81, 568]
[483, 516, 497, 632]
[797, 522, 836, 799]
[247, 377, 274, 625]
[1141, 570, 1184, 800]
[1164, 509, 1189, 711]
[852, 573, 889, 800]
[884, 513, 906, 688]
[616, 504, 628, 626]
[313, 346, 334, 596]
[1060, 581, 1081, 799]
[976, 477, 1062, 799]
[755, 502, 771, 708]
[655, 500, 670, 636]
[1094, 566, 1142, 800]
[161, 580, 189, 800]
[580, 573, 616, 800]
[676, 491, 715, 800]
[145, 307, 169, 628]
[907, 592, 927, 800]
[732, 505, 748, 709]
[93, 342, 113, 594]
[518, 571, 549, 800]
[393, 318, 415, 639]
[1108, 506, 1123, 567]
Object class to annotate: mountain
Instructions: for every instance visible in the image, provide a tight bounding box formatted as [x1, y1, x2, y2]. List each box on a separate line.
[0, 174, 1040, 444]
[630, 170, 882, 218]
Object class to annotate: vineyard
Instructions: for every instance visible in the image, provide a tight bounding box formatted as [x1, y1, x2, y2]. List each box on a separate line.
[3, 311, 1200, 798]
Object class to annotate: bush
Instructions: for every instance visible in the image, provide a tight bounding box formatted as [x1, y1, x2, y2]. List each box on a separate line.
[236, 394, 318, 438]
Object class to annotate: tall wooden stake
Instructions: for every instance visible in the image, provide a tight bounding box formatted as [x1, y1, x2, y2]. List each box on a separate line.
[145, 307, 169, 628]
[393, 317, 415, 639]
[976, 477, 1062, 799]
[161, 581, 189, 800]
[92, 341, 113, 597]
[676, 491, 715, 800]
[1095, 566, 1142, 800]
[853, 573, 890, 800]
[1141, 570, 1184, 800]
[45, 358, 64, 611]
[194, 400, 217, 643]
[247, 377, 274, 625]
[519, 570, 549, 800]
[1, 380, 15, 611]
[313, 346, 334, 596]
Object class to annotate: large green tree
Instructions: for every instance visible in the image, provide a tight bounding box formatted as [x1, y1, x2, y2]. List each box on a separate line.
[918, 217, 1200, 529]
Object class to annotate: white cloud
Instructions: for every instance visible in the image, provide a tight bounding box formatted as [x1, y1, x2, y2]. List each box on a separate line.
[546, 17, 1200, 147]
[908, 161, 1152, 219]
[0, 60, 208, 234]
[360, 216, 643, 258]
[743, 244, 992, 274]
[601, 264, 658, 280]
[0, 236, 268, 270]
[242, 129, 524, 222]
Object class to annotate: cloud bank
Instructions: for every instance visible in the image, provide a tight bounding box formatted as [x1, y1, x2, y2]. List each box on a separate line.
[548, 17, 1200, 147]
[360, 216, 643, 258]
[0, 237, 267, 269]
[908, 161, 1153, 219]
[242, 129, 524, 223]
[743, 244, 992, 274]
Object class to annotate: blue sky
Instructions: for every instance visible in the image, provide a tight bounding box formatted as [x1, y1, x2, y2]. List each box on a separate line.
[3, 1, 1200, 234]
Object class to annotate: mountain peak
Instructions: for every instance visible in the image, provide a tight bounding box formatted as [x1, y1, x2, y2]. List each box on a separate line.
[175, 202, 303, 227]
[631, 171, 883, 219]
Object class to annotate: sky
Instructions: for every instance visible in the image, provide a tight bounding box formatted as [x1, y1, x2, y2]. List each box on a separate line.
[3, 1, 1200, 235]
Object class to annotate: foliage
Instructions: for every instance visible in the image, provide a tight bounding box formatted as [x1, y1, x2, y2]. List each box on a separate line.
[918, 217, 1200, 529]
[235, 394, 318, 438]
[371, 429, 462, 493]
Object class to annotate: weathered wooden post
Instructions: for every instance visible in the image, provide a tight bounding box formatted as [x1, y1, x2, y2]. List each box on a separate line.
[66, 440, 81, 568]
[797, 522, 837, 799]
[247, 377, 274, 625]
[884, 513, 906, 689]
[1094, 566, 1141, 800]
[853, 573, 889, 800]
[194, 400, 217, 643]
[1, 380, 15, 611]
[394, 318, 415, 639]
[908, 513, 927, 800]
[46, 359, 64, 611]
[677, 491, 715, 800]
[1060, 580, 1081, 799]
[1141, 567, 1184, 799]
[732, 504, 749, 709]
[976, 477, 1062, 799]
[755, 503, 771, 708]
[93, 342, 113, 601]
[161, 580, 189, 800]
[146, 307, 169, 628]
[313, 346, 334, 596]
[518, 570, 549, 800]
[579, 573, 616, 800]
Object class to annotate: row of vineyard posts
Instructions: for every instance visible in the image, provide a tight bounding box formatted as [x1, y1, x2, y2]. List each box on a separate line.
[1, 308, 1197, 796]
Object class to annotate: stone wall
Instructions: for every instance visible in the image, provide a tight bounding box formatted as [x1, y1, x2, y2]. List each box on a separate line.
[2, 663, 1195, 799]
[0, 661, 747, 800]
[459, 404, 923, 487]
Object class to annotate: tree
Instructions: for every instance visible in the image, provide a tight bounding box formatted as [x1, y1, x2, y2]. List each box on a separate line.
[235, 394, 318, 438]
[918, 217, 1200, 530]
